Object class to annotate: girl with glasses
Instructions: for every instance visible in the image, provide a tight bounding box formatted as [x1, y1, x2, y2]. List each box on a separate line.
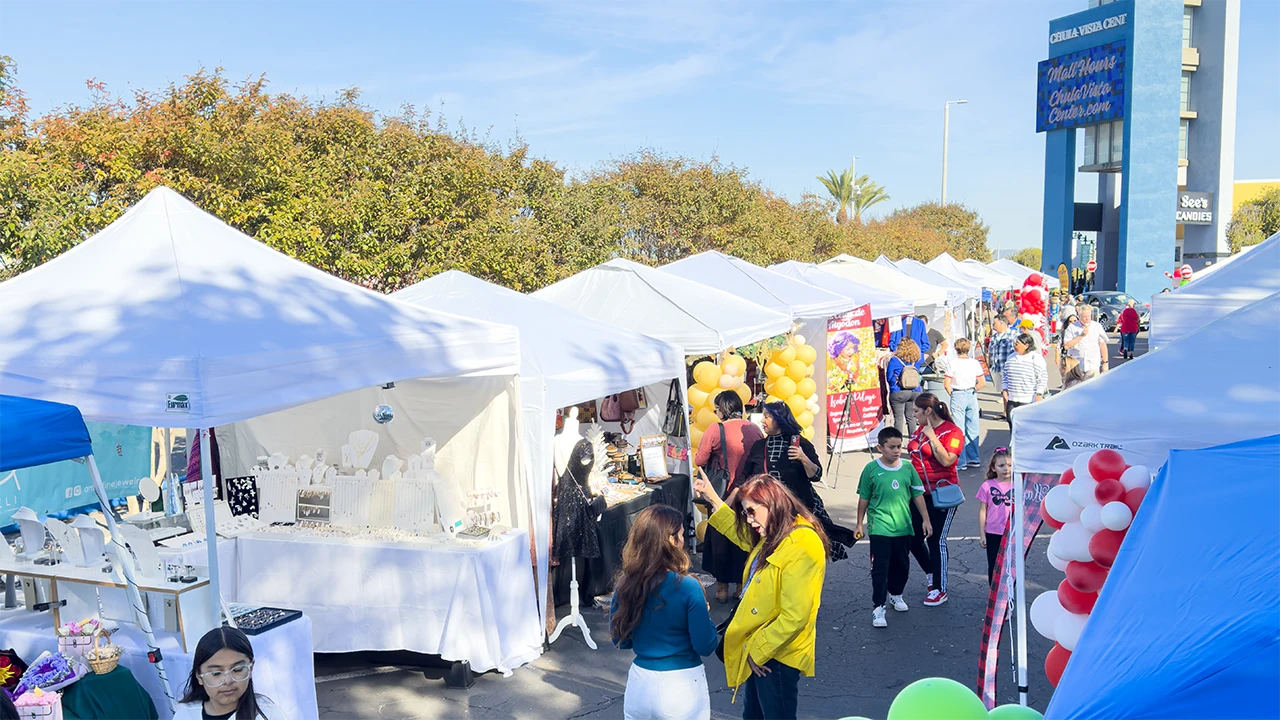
[177, 627, 283, 719]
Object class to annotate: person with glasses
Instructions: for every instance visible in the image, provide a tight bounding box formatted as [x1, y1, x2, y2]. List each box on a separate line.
[977, 448, 1014, 583]
[177, 627, 283, 719]
[610, 505, 718, 720]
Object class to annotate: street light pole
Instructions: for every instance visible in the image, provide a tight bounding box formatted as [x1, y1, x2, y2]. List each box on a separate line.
[941, 99, 968, 205]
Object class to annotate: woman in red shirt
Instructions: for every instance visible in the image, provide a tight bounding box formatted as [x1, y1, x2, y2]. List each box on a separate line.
[694, 391, 764, 602]
[1118, 300, 1142, 360]
[907, 392, 963, 607]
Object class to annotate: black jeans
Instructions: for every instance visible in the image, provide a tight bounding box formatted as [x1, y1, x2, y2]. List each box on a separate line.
[910, 493, 957, 592]
[1004, 400, 1027, 431]
[889, 390, 920, 434]
[870, 534, 912, 607]
[743, 659, 801, 720]
[986, 532, 1004, 583]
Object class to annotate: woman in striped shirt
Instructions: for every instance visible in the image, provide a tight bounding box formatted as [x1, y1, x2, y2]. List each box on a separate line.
[1001, 333, 1047, 430]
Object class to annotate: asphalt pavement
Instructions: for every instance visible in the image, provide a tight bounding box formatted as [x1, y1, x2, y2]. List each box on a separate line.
[312, 330, 1146, 719]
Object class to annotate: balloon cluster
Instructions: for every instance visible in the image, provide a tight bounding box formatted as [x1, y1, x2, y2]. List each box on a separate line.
[1018, 274, 1048, 351]
[687, 353, 751, 452]
[842, 676, 1042, 720]
[1032, 449, 1151, 686]
[761, 335, 820, 441]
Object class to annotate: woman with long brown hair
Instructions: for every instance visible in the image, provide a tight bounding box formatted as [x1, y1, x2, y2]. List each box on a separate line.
[693, 471, 829, 720]
[609, 505, 717, 720]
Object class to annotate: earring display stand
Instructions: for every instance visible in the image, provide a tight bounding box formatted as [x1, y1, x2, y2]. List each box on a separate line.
[547, 558, 596, 650]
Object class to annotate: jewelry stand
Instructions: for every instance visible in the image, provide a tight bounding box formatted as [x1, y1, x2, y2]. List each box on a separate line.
[548, 557, 596, 650]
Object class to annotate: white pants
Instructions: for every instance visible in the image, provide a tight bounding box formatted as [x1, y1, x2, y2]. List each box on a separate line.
[623, 663, 711, 720]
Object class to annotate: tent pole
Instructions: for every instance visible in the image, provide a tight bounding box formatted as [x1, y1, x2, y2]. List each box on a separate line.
[1013, 462, 1030, 706]
[86, 455, 177, 714]
[199, 429, 223, 629]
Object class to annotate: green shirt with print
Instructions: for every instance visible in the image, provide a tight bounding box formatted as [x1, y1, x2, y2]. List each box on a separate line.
[857, 459, 925, 537]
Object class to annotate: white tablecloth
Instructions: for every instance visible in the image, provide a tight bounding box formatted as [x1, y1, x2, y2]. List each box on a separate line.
[0, 607, 318, 720]
[234, 530, 543, 674]
[158, 537, 239, 601]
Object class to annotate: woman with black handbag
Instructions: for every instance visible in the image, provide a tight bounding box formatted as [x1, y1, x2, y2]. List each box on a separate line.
[906, 393, 965, 608]
[694, 392, 763, 603]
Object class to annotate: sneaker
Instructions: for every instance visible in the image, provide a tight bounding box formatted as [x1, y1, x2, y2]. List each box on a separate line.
[888, 594, 909, 612]
[923, 590, 949, 607]
[872, 606, 887, 628]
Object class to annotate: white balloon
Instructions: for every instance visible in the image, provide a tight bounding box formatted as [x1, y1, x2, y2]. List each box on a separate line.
[1079, 503, 1106, 534]
[1044, 485, 1081, 524]
[1072, 452, 1096, 484]
[1050, 522, 1096, 562]
[1120, 464, 1151, 491]
[792, 334, 806, 347]
[1067, 474, 1099, 508]
[1047, 548, 1070, 571]
[1100, 501, 1134, 531]
[1055, 611, 1089, 651]
[1030, 591, 1064, 642]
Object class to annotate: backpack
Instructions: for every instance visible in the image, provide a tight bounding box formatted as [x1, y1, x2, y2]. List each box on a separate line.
[899, 362, 922, 390]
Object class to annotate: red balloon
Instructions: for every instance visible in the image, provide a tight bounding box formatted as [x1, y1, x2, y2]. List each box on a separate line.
[1045, 642, 1072, 687]
[1123, 487, 1147, 515]
[1088, 449, 1127, 481]
[1059, 467, 1076, 486]
[1057, 579, 1099, 614]
[1066, 560, 1108, 593]
[1041, 497, 1065, 529]
[1090, 529, 1127, 568]
[1094, 479, 1125, 504]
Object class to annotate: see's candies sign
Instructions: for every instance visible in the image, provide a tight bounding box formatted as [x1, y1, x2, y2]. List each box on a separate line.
[1176, 191, 1214, 225]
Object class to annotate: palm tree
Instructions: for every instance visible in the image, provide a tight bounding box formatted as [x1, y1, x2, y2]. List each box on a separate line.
[817, 168, 856, 224]
[851, 174, 889, 223]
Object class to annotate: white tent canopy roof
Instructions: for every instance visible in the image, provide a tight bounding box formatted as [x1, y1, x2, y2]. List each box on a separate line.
[988, 258, 1061, 289]
[767, 261, 914, 320]
[533, 258, 792, 355]
[1013, 292, 1280, 475]
[821, 254, 956, 309]
[0, 187, 521, 428]
[927, 252, 1018, 290]
[1148, 231, 1280, 350]
[663, 251, 856, 320]
[885, 256, 982, 302]
[393, 270, 683, 410]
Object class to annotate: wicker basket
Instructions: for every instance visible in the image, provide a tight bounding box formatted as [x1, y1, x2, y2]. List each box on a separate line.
[84, 632, 121, 675]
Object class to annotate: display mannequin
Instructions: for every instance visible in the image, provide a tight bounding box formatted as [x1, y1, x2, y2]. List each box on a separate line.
[549, 438, 605, 649]
[553, 408, 582, 477]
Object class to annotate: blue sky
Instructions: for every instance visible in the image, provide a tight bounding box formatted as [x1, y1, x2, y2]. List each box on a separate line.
[3, 0, 1277, 254]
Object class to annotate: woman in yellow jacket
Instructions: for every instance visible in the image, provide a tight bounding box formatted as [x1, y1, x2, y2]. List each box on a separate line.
[694, 470, 829, 720]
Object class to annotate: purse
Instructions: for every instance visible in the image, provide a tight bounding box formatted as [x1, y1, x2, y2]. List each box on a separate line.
[601, 393, 637, 433]
[702, 424, 730, 496]
[661, 382, 687, 437]
[917, 437, 966, 509]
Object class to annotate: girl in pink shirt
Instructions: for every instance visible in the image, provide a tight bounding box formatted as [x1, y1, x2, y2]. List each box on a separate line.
[977, 448, 1014, 583]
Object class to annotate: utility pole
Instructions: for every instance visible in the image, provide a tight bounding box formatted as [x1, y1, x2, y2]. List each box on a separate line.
[941, 99, 968, 205]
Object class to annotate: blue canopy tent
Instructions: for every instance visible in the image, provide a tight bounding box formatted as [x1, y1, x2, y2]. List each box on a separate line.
[0, 394, 176, 711]
[1045, 434, 1280, 720]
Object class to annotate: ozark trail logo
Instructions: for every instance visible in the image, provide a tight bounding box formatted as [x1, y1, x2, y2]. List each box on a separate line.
[1045, 436, 1070, 451]
[1045, 435, 1123, 451]
[166, 393, 191, 413]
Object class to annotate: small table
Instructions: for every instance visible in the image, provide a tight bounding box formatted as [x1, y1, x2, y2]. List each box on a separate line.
[61, 665, 158, 720]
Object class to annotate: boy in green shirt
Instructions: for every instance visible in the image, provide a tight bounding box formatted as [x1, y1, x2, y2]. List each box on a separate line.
[857, 427, 933, 628]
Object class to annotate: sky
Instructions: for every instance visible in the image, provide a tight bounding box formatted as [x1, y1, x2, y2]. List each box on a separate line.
[3, 0, 1278, 255]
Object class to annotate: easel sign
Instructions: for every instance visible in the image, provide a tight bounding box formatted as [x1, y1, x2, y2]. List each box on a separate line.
[638, 435, 669, 481]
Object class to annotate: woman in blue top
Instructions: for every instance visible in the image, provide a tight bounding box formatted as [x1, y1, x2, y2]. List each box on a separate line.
[886, 338, 925, 434]
[611, 505, 718, 720]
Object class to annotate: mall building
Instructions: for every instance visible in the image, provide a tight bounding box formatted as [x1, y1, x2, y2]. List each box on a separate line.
[1038, 0, 1239, 299]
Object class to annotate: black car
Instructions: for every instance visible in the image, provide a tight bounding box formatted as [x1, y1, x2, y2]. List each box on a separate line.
[1080, 291, 1150, 331]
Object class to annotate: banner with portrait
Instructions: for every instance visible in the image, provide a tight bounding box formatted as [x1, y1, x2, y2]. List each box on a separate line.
[825, 304, 880, 452]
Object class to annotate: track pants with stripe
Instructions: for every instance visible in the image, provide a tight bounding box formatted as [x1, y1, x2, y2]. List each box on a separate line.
[910, 493, 957, 592]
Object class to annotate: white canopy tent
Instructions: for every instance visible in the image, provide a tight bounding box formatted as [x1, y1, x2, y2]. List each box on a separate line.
[1009, 291, 1280, 707]
[1148, 231, 1280, 350]
[1183, 240, 1261, 283]
[988, 258, 1061, 289]
[767, 261, 914, 320]
[927, 252, 1018, 291]
[533, 258, 793, 355]
[662, 251, 856, 320]
[888, 256, 982, 302]
[391, 270, 685, 628]
[0, 188, 526, 635]
[821, 254, 956, 309]
[964, 258, 1023, 289]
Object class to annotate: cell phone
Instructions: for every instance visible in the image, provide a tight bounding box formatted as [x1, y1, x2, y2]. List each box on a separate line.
[791, 436, 801, 448]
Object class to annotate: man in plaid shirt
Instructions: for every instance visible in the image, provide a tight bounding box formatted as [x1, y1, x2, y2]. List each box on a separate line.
[987, 316, 1018, 418]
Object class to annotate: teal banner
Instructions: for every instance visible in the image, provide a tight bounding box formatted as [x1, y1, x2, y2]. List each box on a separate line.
[1, 423, 151, 524]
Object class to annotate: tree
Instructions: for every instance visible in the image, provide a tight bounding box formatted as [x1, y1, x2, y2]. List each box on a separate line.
[1226, 187, 1280, 253]
[1009, 247, 1042, 271]
[851, 173, 889, 223]
[881, 202, 992, 261]
[816, 167, 856, 225]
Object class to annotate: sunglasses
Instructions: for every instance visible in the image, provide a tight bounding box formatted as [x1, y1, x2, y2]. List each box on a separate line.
[743, 506, 760, 518]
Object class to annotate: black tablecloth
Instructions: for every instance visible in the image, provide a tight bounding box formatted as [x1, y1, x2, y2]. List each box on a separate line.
[552, 474, 691, 606]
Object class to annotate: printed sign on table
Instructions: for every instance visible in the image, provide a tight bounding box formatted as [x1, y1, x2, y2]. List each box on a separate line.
[825, 304, 880, 452]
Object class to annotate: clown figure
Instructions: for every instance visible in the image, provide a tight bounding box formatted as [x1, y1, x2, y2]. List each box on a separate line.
[1017, 274, 1049, 354]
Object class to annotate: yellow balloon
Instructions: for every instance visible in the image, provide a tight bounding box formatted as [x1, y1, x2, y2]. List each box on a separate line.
[764, 362, 786, 380]
[797, 410, 814, 428]
[690, 425, 704, 450]
[797, 378, 817, 399]
[785, 393, 806, 417]
[734, 384, 752, 404]
[773, 376, 797, 400]
[765, 394, 783, 405]
[775, 346, 797, 366]
[687, 385, 710, 409]
[764, 378, 777, 396]
[694, 361, 719, 390]
[796, 344, 818, 365]
[786, 360, 808, 382]
[806, 365, 815, 377]
[721, 354, 747, 378]
[801, 426, 815, 441]
[695, 406, 718, 430]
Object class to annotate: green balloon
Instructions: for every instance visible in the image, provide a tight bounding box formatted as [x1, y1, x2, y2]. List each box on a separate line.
[989, 705, 1044, 720]
[886, 677, 989, 720]
[837, 717, 874, 720]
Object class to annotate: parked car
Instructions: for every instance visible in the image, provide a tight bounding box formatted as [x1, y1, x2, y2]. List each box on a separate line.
[1080, 291, 1150, 331]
